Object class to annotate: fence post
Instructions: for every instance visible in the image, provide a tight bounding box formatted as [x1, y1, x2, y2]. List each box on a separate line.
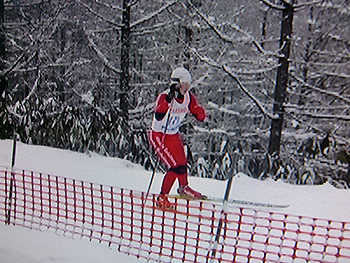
[5, 133, 17, 225]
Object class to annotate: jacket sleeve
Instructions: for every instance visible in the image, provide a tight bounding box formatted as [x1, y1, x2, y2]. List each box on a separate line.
[154, 93, 170, 121]
[189, 92, 206, 122]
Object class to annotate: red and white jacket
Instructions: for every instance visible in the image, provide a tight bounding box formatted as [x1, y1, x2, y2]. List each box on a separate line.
[151, 90, 206, 134]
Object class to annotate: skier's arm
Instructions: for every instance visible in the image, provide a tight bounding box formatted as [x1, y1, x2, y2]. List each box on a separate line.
[189, 92, 206, 122]
[154, 94, 170, 121]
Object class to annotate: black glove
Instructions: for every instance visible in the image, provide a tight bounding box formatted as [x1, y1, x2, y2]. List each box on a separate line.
[166, 83, 179, 102]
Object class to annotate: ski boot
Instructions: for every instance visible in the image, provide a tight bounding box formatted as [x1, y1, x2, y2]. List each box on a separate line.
[156, 194, 175, 210]
[177, 185, 206, 200]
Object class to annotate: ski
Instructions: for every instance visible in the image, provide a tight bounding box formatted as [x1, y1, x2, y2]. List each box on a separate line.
[169, 194, 289, 209]
[143, 203, 214, 220]
[209, 197, 289, 208]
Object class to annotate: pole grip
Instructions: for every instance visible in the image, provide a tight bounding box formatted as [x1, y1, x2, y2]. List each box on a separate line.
[12, 133, 17, 168]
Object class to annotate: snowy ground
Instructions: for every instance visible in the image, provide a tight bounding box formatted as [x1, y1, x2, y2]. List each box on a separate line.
[0, 224, 147, 263]
[1, 139, 350, 262]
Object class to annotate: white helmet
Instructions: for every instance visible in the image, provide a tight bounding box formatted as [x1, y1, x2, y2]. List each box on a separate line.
[171, 67, 192, 84]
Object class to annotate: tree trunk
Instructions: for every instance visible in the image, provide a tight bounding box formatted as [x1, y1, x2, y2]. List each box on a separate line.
[120, 0, 131, 122]
[268, 1, 294, 156]
[0, 0, 11, 139]
[0, 0, 5, 81]
[261, 8, 269, 50]
[299, 6, 313, 106]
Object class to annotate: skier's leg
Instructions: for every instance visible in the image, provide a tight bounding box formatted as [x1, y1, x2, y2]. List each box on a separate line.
[150, 132, 182, 208]
[159, 133, 188, 190]
[157, 170, 178, 209]
[165, 137, 205, 199]
[151, 132, 204, 199]
[160, 170, 177, 195]
[169, 165, 188, 186]
[169, 165, 204, 199]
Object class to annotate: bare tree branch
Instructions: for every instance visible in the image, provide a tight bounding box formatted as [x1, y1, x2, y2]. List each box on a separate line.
[188, 0, 269, 55]
[259, 0, 286, 10]
[222, 65, 279, 120]
[0, 1, 68, 77]
[131, 0, 178, 28]
[74, 0, 122, 28]
[86, 33, 121, 74]
[22, 69, 41, 106]
[11, 59, 93, 74]
[294, 0, 322, 9]
[187, 43, 277, 120]
[300, 112, 350, 121]
[132, 20, 174, 36]
[94, 0, 123, 12]
[291, 73, 350, 105]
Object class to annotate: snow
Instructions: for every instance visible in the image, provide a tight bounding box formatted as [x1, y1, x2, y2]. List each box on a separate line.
[1, 139, 350, 262]
[0, 224, 146, 263]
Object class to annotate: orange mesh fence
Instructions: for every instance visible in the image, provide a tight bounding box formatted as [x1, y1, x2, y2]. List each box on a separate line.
[1, 168, 350, 262]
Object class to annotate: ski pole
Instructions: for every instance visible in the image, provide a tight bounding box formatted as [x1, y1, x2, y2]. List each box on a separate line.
[210, 173, 236, 260]
[144, 99, 175, 204]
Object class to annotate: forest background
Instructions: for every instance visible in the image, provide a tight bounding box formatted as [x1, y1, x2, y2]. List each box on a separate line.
[0, 0, 349, 188]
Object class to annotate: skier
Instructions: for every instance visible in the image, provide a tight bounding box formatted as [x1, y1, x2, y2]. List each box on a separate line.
[149, 67, 207, 209]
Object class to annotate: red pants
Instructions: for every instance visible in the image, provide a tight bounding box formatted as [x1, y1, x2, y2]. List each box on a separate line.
[149, 131, 188, 194]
